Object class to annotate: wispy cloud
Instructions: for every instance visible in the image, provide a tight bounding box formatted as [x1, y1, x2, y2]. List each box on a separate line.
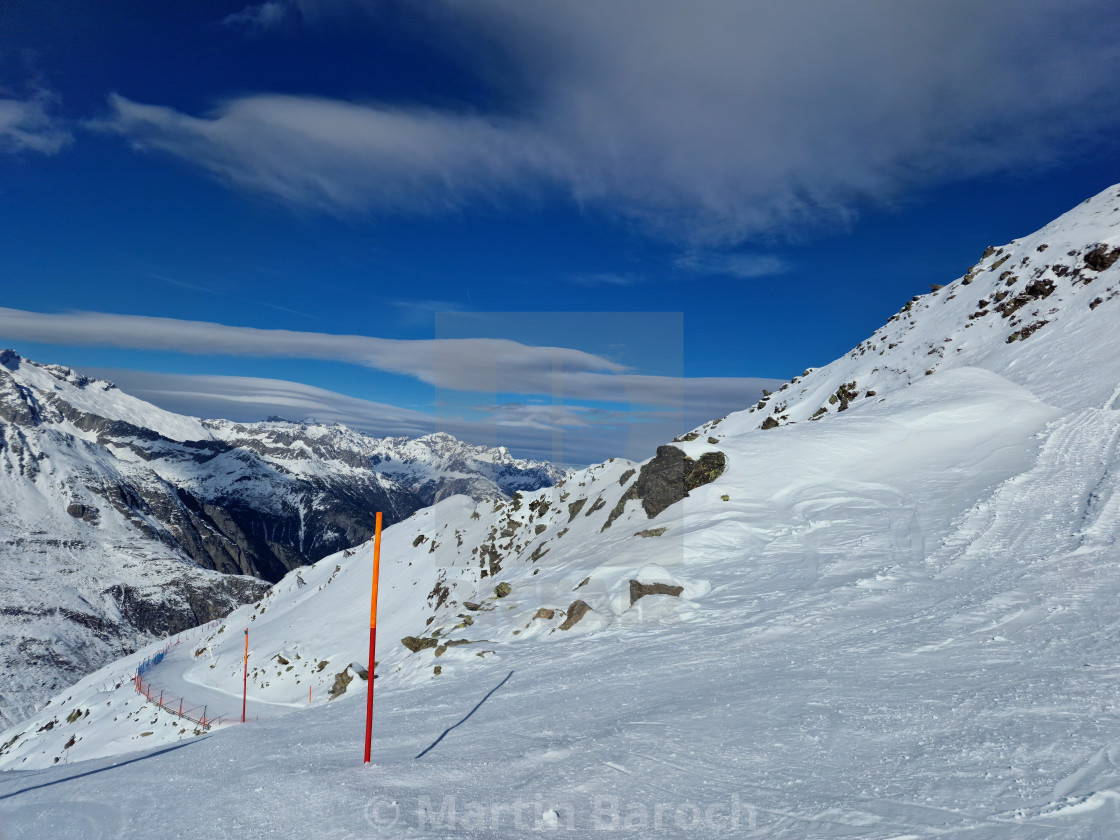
[223, 2, 292, 30]
[101, 0, 1120, 243]
[0, 308, 778, 414]
[92, 93, 553, 217]
[221, 0, 353, 30]
[675, 252, 791, 280]
[0, 91, 71, 155]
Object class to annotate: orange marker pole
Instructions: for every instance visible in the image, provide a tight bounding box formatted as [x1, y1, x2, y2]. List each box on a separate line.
[363, 511, 383, 764]
[242, 628, 249, 723]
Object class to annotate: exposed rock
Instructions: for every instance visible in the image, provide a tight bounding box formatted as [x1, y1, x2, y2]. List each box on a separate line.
[401, 636, 439, 653]
[103, 575, 270, 640]
[566, 498, 587, 522]
[629, 580, 684, 605]
[829, 381, 859, 412]
[559, 600, 591, 631]
[65, 503, 99, 524]
[428, 577, 450, 611]
[1007, 320, 1050, 343]
[604, 446, 727, 524]
[995, 278, 1056, 319]
[533, 608, 555, 620]
[435, 639, 482, 657]
[1085, 245, 1120, 272]
[494, 582, 512, 598]
[328, 669, 353, 700]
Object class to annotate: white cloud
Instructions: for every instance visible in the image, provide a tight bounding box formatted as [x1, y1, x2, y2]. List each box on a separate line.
[93, 93, 554, 216]
[101, 0, 1120, 242]
[0, 92, 71, 155]
[0, 306, 618, 393]
[0, 308, 778, 413]
[675, 252, 791, 280]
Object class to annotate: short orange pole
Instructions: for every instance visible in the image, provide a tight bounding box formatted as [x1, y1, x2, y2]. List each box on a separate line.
[363, 511, 383, 764]
[242, 628, 249, 723]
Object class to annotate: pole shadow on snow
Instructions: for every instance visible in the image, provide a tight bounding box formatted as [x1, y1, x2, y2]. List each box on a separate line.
[415, 670, 514, 759]
[0, 737, 209, 801]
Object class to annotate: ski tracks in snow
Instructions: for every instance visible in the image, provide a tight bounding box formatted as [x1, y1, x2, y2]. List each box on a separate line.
[930, 407, 1120, 581]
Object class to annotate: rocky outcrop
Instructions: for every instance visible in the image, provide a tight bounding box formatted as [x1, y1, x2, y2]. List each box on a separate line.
[604, 446, 726, 528]
[559, 600, 592, 630]
[103, 575, 270, 638]
[629, 580, 684, 605]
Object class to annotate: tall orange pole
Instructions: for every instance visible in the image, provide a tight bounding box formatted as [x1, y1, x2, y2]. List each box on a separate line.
[363, 511, 383, 764]
[242, 628, 249, 723]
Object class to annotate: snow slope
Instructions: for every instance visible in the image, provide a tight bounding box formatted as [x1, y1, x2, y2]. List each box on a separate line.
[2, 185, 1120, 838]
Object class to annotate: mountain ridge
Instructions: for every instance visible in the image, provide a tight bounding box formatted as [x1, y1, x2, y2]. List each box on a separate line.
[721, 184, 1120, 437]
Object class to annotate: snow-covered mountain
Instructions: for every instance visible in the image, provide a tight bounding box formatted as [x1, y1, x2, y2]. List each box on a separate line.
[724, 187, 1120, 431]
[0, 353, 563, 728]
[2, 185, 1120, 838]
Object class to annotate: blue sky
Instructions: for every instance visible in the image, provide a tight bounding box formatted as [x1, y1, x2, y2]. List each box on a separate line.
[2, 0, 1119, 464]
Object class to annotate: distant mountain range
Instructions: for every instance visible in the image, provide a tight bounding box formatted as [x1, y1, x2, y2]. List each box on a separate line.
[0, 351, 563, 727]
